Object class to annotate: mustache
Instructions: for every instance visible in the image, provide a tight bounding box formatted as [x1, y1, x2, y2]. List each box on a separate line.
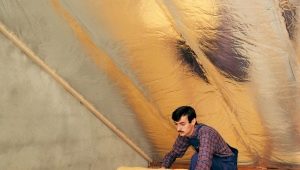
[178, 131, 184, 133]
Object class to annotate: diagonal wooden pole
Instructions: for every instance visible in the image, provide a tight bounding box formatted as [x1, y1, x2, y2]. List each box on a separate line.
[0, 20, 152, 163]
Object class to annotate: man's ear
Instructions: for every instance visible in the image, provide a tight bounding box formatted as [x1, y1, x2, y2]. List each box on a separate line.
[192, 118, 196, 125]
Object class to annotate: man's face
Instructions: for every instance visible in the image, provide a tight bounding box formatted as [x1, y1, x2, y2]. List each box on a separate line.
[174, 115, 196, 137]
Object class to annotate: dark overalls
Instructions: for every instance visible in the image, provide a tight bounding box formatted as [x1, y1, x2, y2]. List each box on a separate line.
[189, 125, 238, 170]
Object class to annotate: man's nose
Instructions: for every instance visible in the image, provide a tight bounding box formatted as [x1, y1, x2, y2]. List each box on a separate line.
[177, 125, 181, 131]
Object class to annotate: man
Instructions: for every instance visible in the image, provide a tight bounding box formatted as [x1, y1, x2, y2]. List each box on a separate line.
[161, 106, 238, 170]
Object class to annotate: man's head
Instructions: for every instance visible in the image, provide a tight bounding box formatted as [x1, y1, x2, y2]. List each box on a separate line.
[172, 106, 197, 137]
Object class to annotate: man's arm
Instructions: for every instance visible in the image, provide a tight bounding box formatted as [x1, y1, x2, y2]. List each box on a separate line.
[194, 127, 216, 170]
[161, 136, 190, 168]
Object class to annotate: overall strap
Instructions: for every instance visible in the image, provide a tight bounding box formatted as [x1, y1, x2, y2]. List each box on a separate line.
[189, 124, 203, 152]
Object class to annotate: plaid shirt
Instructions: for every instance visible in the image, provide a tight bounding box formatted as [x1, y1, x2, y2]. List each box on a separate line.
[162, 124, 233, 169]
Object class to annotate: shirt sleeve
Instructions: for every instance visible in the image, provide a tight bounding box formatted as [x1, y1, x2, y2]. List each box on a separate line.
[161, 136, 190, 168]
[195, 128, 216, 170]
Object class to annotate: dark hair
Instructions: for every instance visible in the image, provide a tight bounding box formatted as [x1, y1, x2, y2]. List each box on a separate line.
[172, 106, 197, 123]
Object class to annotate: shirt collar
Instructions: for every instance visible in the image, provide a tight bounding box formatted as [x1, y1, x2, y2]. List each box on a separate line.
[188, 124, 200, 139]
